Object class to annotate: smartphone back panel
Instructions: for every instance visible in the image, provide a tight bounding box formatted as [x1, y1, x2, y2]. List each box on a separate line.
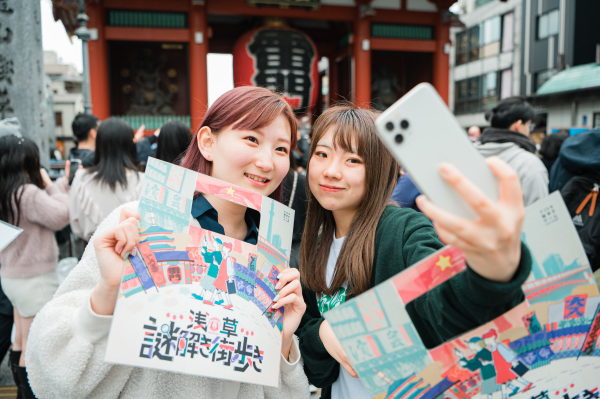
[375, 83, 498, 220]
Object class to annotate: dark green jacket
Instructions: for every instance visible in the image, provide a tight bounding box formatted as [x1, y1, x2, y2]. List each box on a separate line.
[296, 205, 532, 399]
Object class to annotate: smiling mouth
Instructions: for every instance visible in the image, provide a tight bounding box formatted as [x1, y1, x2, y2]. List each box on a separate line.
[245, 173, 270, 183]
[320, 184, 344, 192]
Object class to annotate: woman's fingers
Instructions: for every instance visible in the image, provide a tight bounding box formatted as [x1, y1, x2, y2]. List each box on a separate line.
[120, 206, 141, 223]
[275, 268, 299, 290]
[342, 362, 358, 378]
[486, 157, 524, 209]
[272, 293, 305, 311]
[121, 217, 140, 256]
[113, 225, 127, 255]
[438, 163, 500, 222]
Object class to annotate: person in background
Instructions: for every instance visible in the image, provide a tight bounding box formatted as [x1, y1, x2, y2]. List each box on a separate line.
[155, 120, 193, 164]
[474, 97, 548, 206]
[549, 127, 600, 192]
[282, 153, 309, 269]
[390, 167, 421, 212]
[69, 118, 144, 242]
[134, 124, 158, 170]
[69, 113, 100, 168]
[468, 126, 481, 142]
[0, 136, 70, 399]
[538, 130, 569, 173]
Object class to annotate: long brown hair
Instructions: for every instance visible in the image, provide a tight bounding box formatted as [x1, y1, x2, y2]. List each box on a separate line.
[181, 86, 297, 202]
[300, 106, 398, 297]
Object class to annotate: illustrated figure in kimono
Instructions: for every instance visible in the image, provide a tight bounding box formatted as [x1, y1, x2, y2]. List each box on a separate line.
[455, 338, 500, 399]
[212, 242, 234, 310]
[482, 329, 533, 397]
[191, 236, 223, 305]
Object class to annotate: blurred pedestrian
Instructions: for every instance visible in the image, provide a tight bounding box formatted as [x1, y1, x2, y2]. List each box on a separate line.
[538, 130, 569, 173]
[134, 124, 158, 170]
[0, 135, 70, 399]
[155, 120, 193, 164]
[391, 171, 421, 212]
[468, 126, 481, 142]
[69, 113, 100, 167]
[69, 117, 143, 242]
[549, 127, 600, 192]
[555, 128, 600, 274]
[475, 97, 548, 206]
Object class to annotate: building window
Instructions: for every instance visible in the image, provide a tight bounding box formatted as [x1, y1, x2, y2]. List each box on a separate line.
[500, 69, 512, 99]
[456, 12, 513, 65]
[535, 69, 557, 91]
[456, 26, 480, 66]
[501, 12, 514, 52]
[454, 72, 500, 115]
[593, 112, 600, 128]
[481, 16, 501, 58]
[537, 9, 559, 40]
[482, 72, 499, 110]
[55, 112, 62, 127]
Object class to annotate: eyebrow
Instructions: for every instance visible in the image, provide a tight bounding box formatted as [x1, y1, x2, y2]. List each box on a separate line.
[316, 142, 358, 154]
[250, 128, 291, 144]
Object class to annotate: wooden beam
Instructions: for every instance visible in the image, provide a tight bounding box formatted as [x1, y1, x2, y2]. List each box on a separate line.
[370, 38, 436, 52]
[105, 27, 189, 42]
[371, 10, 437, 25]
[103, 0, 189, 12]
[207, 1, 355, 21]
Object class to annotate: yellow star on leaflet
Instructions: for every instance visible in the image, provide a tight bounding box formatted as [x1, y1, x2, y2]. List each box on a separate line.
[436, 255, 452, 271]
[226, 187, 235, 196]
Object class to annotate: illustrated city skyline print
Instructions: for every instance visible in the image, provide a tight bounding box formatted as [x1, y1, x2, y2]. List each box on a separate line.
[105, 158, 295, 387]
[325, 192, 600, 399]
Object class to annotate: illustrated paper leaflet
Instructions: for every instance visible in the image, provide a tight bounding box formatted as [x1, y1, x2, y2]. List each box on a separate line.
[325, 192, 600, 399]
[105, 158, 294, 387]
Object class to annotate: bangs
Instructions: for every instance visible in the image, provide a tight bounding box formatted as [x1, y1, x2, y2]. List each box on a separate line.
[231, 98, 298, 150]
[312, 107, 378, 159]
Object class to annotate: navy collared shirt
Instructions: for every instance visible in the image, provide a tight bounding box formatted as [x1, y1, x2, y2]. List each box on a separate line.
[191, 195, 259, 245]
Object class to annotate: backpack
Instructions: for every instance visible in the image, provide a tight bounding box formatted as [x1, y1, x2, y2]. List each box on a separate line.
[560, 172, 600, 272]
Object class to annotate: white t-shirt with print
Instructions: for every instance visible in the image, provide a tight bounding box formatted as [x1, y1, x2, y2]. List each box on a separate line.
[320, 233, 372, 399]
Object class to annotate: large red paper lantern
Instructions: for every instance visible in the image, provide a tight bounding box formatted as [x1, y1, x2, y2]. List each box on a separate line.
[233, 26, 320, 115]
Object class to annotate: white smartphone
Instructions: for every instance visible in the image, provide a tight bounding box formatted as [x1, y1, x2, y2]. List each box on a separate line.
[375, 83, 498, 220]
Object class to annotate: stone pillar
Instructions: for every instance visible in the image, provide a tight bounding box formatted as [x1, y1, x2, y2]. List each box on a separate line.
[0, 0, 49, 166]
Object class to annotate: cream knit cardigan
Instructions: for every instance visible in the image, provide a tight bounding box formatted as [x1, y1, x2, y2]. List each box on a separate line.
[26, 202, 310, 399]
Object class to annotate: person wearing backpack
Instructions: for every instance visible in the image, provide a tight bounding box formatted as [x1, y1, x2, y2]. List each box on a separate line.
[550, 127, 600, 192]
[558, 129, 600, 279]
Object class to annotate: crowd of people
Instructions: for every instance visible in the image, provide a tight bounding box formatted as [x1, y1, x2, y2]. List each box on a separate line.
[0, 87, 598, 399]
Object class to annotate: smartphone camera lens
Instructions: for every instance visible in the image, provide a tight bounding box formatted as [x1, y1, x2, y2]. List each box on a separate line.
[385, 122, 394, 131]
[400, 120, 409, 129]
[395, 134, 404, 144]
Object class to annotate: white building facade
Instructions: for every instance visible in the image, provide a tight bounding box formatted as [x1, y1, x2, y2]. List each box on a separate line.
[449, 0, 523, 129]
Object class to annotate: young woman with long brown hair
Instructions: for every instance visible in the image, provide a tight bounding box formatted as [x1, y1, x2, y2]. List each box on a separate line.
[296, 106, 532, 399]
[25, 87, 309, 399]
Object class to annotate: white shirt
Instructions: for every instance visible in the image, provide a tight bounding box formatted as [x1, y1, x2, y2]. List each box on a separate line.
[323, 233, 372, 399]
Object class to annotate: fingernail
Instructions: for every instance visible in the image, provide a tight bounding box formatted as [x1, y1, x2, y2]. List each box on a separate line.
[440, 163, 453, 176]
[122, 251, 130, 260]
[275, 282, 282, 290]
[273, 294, 280, 302]
[277, 273, 282, 280]
[272, 303, 279, 309]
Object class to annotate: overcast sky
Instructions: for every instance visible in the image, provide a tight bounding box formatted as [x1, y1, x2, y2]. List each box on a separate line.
[41, 0, 234, 106]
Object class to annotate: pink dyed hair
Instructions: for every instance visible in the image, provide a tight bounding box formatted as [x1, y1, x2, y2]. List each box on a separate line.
[181, 86, 298, 202]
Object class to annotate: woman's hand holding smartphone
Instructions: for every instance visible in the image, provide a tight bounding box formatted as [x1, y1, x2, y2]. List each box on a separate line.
[375, 83, 524, 284]
[416, 157, 524, 283]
